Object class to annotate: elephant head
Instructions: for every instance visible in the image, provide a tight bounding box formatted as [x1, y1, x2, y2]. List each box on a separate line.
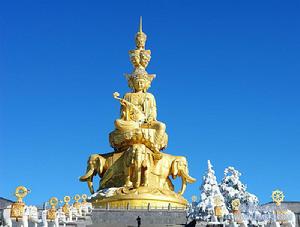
[171, 156, 196, 195]
[79, 154, 106, 194]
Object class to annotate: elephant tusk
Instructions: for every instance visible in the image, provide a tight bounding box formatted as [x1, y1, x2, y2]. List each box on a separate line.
[178, 177, 186, 195]
[181, 170, 196, 184]
[79, 169, 95, 182]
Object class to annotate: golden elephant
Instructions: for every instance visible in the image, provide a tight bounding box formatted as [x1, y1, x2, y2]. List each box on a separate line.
[127, 144, 153, 188]
[151, 152, 196, 195]
[79, 152, 124, 194]
[97, 144, 153, 189]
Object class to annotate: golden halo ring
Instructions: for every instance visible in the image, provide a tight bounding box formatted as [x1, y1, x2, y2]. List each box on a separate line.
[74, 194, 80, 201]
[49, 197, 58, 206]
[64, 196, 71, 203]
[15, 186, 28, 198]
[272, 190, 284, 205]
[82, 194, 87, 200]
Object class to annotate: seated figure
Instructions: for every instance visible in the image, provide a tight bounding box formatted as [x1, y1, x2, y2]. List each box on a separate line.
[113, 69, 167, 156]
[110, 18, 167, 158]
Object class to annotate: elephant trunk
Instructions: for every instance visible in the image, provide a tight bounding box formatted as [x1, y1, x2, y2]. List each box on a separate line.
[80, 168, 94, 182]
[80, 167, 95, 194]
[181, 169, 196, 184]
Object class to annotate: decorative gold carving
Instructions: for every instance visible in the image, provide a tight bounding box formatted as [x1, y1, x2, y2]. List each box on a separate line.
[10, 186, 28, 219]
[73, 194, 81, 210]
[272, 190, 284, 206]
[62, 196, 70, 215]
[81, 194, 88, 206]
[214, 196, 223, 217]
[231, 198, 241, 211]
[10, 203, 25, 219]
[47, 197, 58, 220]
[80, 18, 196, 209]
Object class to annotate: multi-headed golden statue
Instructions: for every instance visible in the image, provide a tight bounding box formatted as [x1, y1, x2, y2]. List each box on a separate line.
[80, 17, 196, 208]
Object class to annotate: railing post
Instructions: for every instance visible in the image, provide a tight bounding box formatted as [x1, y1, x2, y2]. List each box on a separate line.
[147, 203, 150, 211]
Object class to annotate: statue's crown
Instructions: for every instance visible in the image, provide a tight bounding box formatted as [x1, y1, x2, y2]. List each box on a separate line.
[126, 17, 155, 91]
[126, 68, 155, 82]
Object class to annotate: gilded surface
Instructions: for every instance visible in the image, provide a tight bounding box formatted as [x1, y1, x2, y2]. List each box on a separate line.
[272, 190, 284, 206]
[47, 197, 58, 220]
[10, 186, 28, 219]
[80, 17, 196, 208]
[10, 203, 25, 219]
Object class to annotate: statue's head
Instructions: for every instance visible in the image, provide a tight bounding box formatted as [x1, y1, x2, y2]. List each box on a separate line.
[126, 68, 155, 92]
[135, 32, 147, 49]
[135, 16, 147, 49]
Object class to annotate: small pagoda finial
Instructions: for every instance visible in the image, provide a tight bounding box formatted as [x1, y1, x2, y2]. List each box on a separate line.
[139, 16, 143, 33]
[135, 16, 147, 50]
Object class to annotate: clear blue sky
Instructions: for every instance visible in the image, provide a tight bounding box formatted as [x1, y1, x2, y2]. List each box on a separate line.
[1, 0, 299, 206]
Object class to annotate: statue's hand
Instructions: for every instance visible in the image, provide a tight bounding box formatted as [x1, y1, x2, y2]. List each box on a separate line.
[120, 100, 127, 106]
[145, 117, 154, 124]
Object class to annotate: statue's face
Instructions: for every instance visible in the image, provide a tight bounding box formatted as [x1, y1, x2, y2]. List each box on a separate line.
[135, 35, 146, 49]
[133, 78, 147, 92]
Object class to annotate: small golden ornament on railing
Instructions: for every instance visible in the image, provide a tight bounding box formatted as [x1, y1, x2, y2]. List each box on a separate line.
[272, 190, 284, 206]
[81, 194, 88, 205]
[214, 195, 223, 217]
[47, 197, 58, 220]
[73, 194, 81, 210]
[10, 186, 29, 219]
[231, 198, 241, 211]
[62, 196, 71, 215]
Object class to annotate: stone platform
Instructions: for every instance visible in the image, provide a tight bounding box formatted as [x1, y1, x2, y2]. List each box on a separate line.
[87, 208, 187, 227]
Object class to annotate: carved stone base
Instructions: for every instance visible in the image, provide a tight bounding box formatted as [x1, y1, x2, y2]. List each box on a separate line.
[88, 186, 188, 209]
[89, 209, 187, 227]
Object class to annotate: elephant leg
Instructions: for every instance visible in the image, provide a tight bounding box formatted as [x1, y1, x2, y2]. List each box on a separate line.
[134, 166, 141, 188]
[6, 219, 12, 227]
[142, 166, 149, 186]
[22, 216, 28, 227]
[55, 219, 59, 227]
[125, 166, 133, 187]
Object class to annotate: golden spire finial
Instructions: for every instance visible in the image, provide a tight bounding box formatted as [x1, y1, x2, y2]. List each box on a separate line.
[139, 16, 143, 33]
[135, 16, 147, 50]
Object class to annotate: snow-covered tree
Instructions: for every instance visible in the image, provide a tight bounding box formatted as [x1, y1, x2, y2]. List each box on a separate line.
[219, 166, 259, 212]
[197, 160, 228, 221]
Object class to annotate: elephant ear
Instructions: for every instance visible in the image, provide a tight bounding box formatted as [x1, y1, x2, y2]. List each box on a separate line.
[171, 160, 179, 179]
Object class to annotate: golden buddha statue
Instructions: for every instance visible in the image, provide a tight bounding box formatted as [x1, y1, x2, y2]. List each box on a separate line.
[80, 17, 195, 209]
[110, 17, 168, 156]
[114, 72, 166, 156]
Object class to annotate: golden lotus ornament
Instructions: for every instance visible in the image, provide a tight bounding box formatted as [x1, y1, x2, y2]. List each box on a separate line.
[80, 17, 196, 209]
